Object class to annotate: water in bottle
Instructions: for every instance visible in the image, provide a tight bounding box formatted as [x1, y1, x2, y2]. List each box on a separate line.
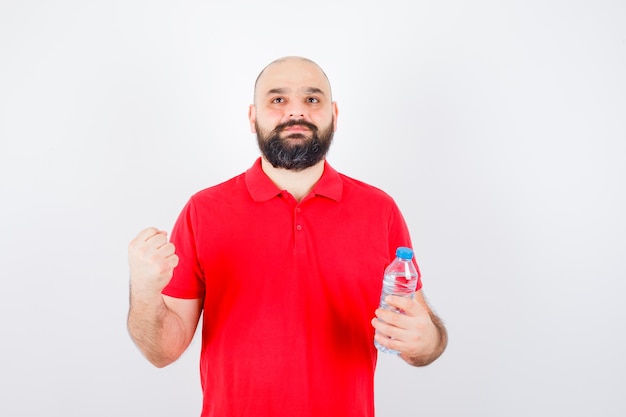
[374, 246, 419, 355]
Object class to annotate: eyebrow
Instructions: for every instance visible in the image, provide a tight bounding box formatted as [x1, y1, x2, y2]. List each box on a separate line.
[266, 87, 326, 97]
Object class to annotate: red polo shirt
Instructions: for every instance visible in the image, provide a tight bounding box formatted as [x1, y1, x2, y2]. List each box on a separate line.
[163, 158, 421, 417]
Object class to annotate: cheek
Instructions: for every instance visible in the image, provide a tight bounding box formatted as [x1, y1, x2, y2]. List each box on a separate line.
[312, 108, 334, 123]
[256, 111, 283, 129]
[312, 114, 334, 131]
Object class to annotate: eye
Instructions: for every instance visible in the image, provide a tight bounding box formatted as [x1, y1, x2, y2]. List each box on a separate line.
[271, 97, 285, 104]
[307, 97, 320, 104]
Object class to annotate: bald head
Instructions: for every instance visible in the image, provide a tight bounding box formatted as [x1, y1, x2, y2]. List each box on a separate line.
[253, 56, 332, 104]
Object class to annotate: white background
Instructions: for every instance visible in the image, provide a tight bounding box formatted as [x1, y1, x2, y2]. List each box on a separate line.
[1, 1, 625, 416]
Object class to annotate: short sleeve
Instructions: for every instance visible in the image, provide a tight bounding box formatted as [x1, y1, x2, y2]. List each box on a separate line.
[162, 198, 206, 299]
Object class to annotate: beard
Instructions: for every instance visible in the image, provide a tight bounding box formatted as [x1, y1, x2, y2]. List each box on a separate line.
[256, 119, 334, 171]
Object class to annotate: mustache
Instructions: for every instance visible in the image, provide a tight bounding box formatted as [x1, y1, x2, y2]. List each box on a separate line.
[275, 120, 319, 133]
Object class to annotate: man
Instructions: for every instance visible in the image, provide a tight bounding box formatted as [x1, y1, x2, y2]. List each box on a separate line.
[127, 56, 447, 416]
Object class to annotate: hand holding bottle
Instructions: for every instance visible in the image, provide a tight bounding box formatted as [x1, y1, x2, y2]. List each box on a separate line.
[372, 293, 441, 361]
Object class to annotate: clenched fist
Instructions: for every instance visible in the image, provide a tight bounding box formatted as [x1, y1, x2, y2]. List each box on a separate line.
[128, 227, 179, 300]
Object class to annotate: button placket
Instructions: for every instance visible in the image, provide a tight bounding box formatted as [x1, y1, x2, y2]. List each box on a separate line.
[295, 206, 302, 231]
[293, 203, 308, 253]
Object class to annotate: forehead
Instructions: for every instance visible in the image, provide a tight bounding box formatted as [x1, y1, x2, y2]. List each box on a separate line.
[255, 59, 331, 100]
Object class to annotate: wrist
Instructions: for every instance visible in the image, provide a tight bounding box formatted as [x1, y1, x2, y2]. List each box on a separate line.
[129, 282, 165, 308]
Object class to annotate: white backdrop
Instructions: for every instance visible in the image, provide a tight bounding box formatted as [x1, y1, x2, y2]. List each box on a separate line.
[1, 1, 625, 416]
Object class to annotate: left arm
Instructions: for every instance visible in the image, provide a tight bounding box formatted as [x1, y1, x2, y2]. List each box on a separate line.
[372, 290, 448, 366]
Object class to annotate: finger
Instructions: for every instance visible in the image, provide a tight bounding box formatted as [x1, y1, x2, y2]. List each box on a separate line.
[129, 228, 159, 255]
[166, 253, 179, 269]
[374, 307, 415, 330]
[372, 318, 410, 347]
[374, 332, 410, 353]
[384, 295, 426, 316]
[158, 242, 177, 258]
[371, 317, 394, 339]
[146, 231, 170, 249]
[136, 227, 162, 241]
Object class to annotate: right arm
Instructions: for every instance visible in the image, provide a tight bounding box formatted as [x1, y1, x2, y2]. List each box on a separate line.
[127, 227, 203, 368]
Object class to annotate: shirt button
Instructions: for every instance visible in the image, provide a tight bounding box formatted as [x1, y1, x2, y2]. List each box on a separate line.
[296, 225, 302, 231]
[295, 207, 301, 213]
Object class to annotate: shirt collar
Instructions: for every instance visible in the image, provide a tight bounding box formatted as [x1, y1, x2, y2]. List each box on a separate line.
[245, 157, 343, 202]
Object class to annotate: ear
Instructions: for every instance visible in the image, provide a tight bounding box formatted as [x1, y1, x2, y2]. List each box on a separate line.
[248, 104, 257, 133]
[332, 101, 339, 132]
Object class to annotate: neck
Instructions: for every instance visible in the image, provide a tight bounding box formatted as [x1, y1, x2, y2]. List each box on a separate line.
[261, 157, 325, 202]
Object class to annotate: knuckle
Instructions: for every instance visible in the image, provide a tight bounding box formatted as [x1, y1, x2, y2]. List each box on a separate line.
[128, 239, 141, 253]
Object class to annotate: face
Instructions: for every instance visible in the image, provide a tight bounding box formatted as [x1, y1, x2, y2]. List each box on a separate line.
[249, 58, 339, 171]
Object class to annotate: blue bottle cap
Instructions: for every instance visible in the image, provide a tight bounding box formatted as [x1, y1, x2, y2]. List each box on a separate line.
[396, 246, 413, 260]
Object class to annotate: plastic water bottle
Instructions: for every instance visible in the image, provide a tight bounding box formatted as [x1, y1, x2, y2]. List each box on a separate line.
[374, 246, 419, 355]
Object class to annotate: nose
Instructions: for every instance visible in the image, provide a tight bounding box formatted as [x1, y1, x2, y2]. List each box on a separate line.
[286, 101, 305, 120]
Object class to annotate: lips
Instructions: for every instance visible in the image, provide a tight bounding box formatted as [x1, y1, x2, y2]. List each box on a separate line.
[284, 125, 309, 132]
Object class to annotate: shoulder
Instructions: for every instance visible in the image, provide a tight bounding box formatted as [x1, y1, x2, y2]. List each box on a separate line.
[338, 171, 397, 205]
[188, 172, 246, 203]
[173, 173, 249, 222]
